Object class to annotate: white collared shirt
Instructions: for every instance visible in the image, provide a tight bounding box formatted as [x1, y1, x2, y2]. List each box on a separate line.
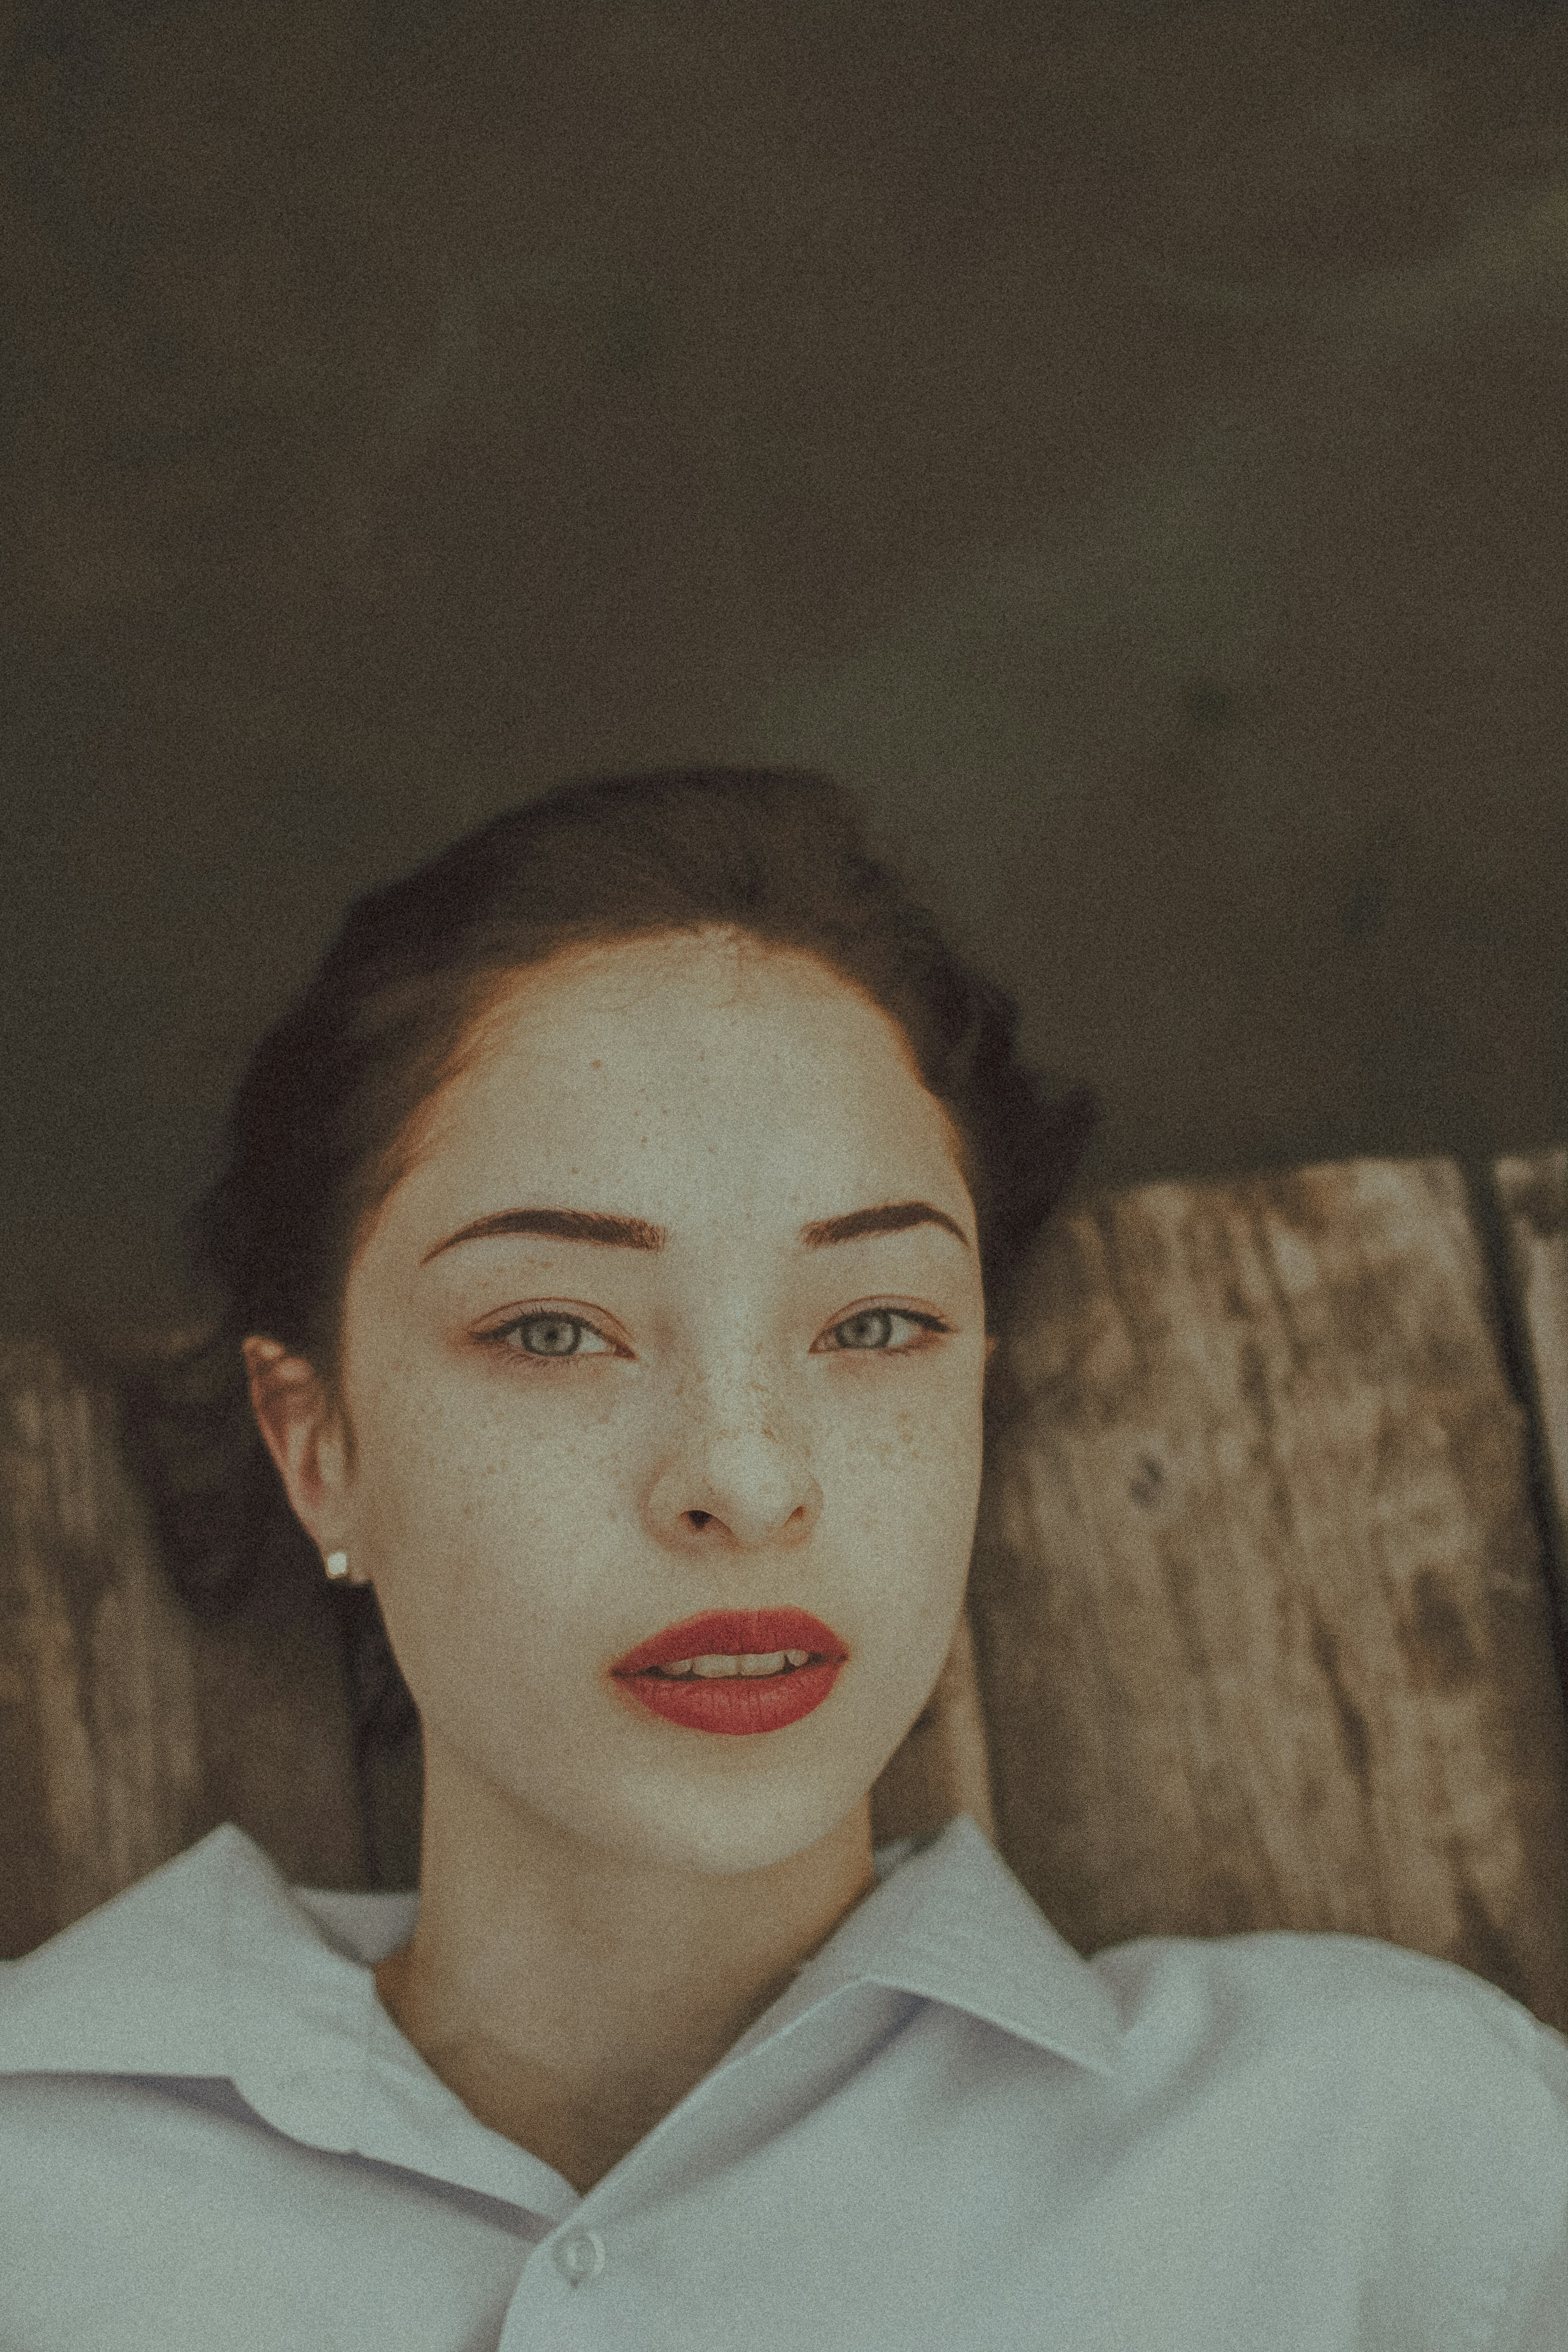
[1, 1812, 1566, 2350]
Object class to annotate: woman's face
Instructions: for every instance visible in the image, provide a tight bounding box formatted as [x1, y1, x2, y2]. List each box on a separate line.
[332, 929, 991, 1876]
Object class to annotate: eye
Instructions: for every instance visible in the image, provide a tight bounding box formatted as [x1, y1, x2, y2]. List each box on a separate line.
[486, 1312, 619, 1363]
[478, 1303, 951, 1370]
[820, 1307, 949, 1354]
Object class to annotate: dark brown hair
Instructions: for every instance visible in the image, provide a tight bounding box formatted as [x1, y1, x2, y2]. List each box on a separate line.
[122, 769, 1098, 1749]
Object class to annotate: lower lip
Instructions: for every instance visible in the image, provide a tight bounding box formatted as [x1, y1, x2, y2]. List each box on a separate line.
[613, 1659, 844, 1735]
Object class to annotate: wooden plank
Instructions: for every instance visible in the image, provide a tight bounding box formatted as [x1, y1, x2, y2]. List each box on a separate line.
[1493, 1148, 1568, 1617]
[0, 1341, 367, 1956]
[969, 1156, 1568, 2031]
[0, 1341, 203, 1954]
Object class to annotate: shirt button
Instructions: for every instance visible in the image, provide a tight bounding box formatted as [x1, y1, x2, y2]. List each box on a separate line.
[553, 2228, 607, 2285]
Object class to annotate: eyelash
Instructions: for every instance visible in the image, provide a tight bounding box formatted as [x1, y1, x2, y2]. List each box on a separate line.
[480, 1305, 952, 1369]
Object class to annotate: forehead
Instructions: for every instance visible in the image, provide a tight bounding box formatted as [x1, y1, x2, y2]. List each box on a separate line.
[398, 931, 968, 1224]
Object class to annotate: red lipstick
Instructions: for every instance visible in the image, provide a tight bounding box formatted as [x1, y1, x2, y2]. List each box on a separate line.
[609, 1608, 848, 1737]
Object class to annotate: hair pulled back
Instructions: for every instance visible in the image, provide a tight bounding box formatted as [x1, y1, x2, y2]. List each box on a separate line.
[123, 769, 1098, 1751]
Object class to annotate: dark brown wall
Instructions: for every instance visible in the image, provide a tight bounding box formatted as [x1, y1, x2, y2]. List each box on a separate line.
[4, 0, 1567, 1351]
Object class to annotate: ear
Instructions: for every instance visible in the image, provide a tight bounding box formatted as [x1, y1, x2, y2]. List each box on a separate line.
[241, 1336, 356, 1572]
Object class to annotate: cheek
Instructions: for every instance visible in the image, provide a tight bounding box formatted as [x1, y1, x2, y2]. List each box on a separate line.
[355, 1353, 983, 1650]
[355, 1383, 626, 1636]
[827, 1384, 985, 1580]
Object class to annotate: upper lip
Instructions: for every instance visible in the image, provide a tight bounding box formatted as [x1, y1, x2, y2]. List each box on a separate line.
[610, 1607, 848, 1675]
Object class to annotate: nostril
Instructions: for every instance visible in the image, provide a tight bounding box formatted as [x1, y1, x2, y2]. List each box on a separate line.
[688, 1510, 711, 1529]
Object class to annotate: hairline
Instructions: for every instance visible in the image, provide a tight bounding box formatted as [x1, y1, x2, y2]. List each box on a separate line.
[317, 923, 984, 1422]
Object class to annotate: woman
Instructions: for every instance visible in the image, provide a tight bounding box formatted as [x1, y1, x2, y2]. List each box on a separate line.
[2, 767, 1565, 2349]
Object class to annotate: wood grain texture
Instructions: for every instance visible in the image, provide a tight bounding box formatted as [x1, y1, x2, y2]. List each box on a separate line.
[0, 1341, 202, 1954]
[1493, 1148, 1568, 1617]
[0, 1342, 367, 1955]
[970, 1156, 1568, 2029]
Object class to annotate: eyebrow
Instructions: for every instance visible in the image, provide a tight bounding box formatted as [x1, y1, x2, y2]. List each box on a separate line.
[421, 1199, 971, 1265]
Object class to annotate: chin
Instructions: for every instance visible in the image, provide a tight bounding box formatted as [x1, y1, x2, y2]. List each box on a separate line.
[589, 1773, 873, 1878]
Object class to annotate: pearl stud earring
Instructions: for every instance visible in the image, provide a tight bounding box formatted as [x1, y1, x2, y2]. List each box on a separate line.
[324, 1550, 350, 1580]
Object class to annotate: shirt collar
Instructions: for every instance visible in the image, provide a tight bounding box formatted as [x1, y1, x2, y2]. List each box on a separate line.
[0, 1811, 1122, 2086]
[736, 1811, 1123, 2077]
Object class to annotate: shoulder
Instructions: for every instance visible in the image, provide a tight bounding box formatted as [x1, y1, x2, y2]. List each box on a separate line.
[0, 1826, 270, 2074]
[1084, 1930, 1568, 2343]
[1093, 1923, 1568, 2176]
[1094, 1920, 1568, 2070]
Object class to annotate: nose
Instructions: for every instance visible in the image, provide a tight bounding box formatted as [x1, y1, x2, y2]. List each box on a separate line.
[644, 1411, 823, 1553]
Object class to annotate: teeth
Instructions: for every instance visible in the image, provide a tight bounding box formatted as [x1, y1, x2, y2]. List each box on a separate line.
[651, 1650, 817, 1680]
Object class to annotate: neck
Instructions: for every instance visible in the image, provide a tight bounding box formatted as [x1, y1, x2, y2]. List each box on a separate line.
[373, 1735, 877, 2195]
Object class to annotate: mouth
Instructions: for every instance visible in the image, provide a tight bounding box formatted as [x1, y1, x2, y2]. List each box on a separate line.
[609, 1607, 848, 1737]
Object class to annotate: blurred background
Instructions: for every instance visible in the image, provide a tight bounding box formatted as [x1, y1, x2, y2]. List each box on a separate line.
[3, 0, 1566, 1353]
